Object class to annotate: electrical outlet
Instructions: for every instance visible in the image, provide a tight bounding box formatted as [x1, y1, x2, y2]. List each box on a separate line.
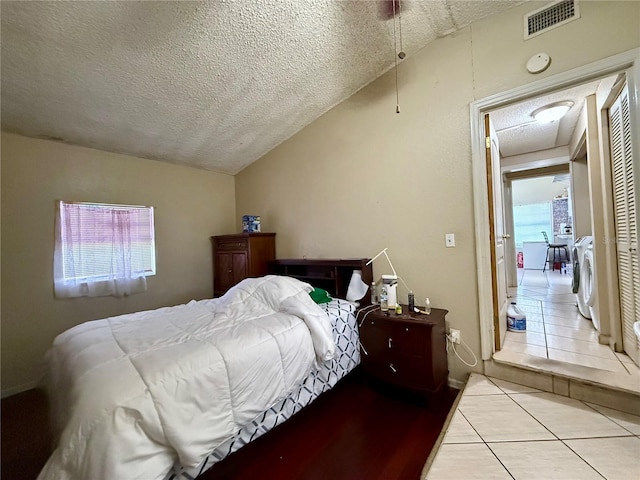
[450, 329, 461, 344]
[445, 233, 455, 248]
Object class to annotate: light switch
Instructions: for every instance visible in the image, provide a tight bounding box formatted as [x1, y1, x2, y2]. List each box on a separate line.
[445, 233, 455, 248]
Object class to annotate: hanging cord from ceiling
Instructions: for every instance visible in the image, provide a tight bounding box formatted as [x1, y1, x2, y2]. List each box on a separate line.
[392, 0, 406, 114]
[397, 1, 405, 59]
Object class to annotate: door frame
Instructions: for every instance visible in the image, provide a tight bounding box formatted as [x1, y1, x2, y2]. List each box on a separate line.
[470, 48, 640, 360]
[503, 176, 517, 290]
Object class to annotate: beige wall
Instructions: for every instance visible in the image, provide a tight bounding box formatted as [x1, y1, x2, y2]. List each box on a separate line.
[1, 133, 235, 394]
[236, 1, 640, 383]
[571, 156, 592, 238]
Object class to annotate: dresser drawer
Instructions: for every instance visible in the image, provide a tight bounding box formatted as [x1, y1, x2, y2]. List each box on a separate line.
[215, 238, 248, 250]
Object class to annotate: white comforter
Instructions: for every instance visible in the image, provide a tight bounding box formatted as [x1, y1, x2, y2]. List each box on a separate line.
[38, 276, 335, 480]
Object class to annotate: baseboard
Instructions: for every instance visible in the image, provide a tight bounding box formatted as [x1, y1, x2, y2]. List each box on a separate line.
[1, 380, 40, 399]
[447, 377, 465, 390]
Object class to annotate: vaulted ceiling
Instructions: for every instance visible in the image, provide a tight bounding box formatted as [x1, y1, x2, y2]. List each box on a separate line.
[490, 78, 610, 159]
[1, 1, 525, 174]
[1, 0, 515, 174]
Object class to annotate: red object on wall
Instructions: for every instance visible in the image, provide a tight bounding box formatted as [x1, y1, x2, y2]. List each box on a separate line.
[517, 251, 524, 268]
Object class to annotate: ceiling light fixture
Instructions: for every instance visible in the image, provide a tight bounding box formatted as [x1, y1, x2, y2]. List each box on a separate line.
[531, 101, 574, 123]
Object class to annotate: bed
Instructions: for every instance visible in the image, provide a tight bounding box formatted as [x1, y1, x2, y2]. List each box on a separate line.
[38, 259, 372, 480]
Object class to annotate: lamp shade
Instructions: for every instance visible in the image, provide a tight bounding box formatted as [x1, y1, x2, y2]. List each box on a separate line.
[346, 270, 369, 303]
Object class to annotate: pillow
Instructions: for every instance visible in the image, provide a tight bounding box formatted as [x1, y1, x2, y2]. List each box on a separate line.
[309, 287, 332, 304]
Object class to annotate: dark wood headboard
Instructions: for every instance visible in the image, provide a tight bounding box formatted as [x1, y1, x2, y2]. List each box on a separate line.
[268, 259, 373, 306]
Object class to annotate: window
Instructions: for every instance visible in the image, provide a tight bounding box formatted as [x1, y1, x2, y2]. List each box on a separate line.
[513, 202, 553, 246]
[54, 201, 155, 298]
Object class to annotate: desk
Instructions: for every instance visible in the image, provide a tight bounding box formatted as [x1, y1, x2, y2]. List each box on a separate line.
[522, 241, 548, 270]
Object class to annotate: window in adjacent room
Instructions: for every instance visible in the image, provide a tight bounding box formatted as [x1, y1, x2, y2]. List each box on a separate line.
[54, 201, 156, 298]
[513, 202, 553, 245]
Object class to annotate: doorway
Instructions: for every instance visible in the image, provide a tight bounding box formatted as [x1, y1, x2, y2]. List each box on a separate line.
[470, 49, 640, 389]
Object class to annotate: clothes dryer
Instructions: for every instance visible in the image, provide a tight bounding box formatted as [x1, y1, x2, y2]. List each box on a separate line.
[583, 243, 599, 332]
[573, 236, 593, 319]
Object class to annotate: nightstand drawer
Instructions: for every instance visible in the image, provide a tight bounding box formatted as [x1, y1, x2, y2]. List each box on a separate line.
[360, 317, 426, 357]
[366, 354, 434, 390]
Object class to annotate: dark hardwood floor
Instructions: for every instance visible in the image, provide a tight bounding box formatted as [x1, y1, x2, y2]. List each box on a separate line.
[1, 388, 52, 480]
[1, 369, 458, 480]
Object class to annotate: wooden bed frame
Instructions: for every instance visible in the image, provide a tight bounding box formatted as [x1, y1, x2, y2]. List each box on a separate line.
[268, 258, 373, 307]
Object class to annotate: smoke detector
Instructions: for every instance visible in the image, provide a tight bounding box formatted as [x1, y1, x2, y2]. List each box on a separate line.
[526, 53, 551, 74]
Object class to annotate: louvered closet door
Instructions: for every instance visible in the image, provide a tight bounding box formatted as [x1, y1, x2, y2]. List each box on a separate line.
[609, 82, 640, 367]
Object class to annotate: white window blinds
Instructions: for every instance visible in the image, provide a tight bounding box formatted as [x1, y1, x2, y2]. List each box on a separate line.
[513, 202, 553, 246]
[54, 201, 156, 298]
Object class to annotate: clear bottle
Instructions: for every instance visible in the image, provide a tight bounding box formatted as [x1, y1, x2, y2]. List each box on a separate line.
[424, 297, 431, 315]
[370, 282, 377, 305]
[380, 285, 389, 311]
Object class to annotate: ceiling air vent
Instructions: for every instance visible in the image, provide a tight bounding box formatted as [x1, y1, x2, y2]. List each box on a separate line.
[524, 0, 580, 40]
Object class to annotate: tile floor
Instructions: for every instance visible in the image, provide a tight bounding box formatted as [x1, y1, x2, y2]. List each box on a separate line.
[495, 268, 640, 393]
[425, 374, 640, 480]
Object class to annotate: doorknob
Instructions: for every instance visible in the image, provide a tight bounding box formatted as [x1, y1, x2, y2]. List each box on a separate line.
[502, 234, 511, 239]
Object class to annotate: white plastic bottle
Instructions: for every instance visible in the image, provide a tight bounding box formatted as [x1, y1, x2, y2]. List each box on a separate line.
[507, 302, 527, 332]
[424, 297, 431, 314]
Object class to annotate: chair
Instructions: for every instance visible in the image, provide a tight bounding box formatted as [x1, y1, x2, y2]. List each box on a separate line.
[541, 231, 569, 273]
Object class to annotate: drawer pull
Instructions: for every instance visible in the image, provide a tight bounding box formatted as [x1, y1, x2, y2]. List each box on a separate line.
[389, 364, 397, 373]
[388, 338, 392, 349]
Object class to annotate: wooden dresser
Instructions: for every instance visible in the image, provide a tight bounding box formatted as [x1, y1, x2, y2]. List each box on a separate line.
[357, 307, 448, 393]
[211, 233, 276, 297]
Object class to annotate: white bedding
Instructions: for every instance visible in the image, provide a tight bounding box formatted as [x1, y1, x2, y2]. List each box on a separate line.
[38, 276, 335, 480]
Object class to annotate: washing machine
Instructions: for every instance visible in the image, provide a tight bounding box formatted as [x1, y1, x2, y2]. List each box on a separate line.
[583, 243, 600, 332]
[573, 236, 593, 319]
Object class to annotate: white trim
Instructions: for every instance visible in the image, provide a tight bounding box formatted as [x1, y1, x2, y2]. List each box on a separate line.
[447, 377, 466, 390]
[1, 380, 40, 399]
[471, 48, 640, 362]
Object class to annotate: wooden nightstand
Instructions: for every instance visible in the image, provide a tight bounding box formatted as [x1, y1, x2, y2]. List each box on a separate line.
[357, 306, 448, 393]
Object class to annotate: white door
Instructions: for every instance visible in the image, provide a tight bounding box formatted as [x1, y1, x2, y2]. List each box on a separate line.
[485, 114, 509, 349]
[609, 82, 640, 367]
[503, 177, 518, 288]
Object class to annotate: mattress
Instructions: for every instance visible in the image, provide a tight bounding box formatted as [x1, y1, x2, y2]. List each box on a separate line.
[39, 276, 339, 480]
[165, 298, 361, 479]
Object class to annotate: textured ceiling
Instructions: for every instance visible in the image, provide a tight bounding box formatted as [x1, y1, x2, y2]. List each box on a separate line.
[1, 0, 521, 174]
[490, 79, 608, 158]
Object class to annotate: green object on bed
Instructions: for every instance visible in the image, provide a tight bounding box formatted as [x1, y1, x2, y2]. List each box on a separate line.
[309, 287, 332, 304]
